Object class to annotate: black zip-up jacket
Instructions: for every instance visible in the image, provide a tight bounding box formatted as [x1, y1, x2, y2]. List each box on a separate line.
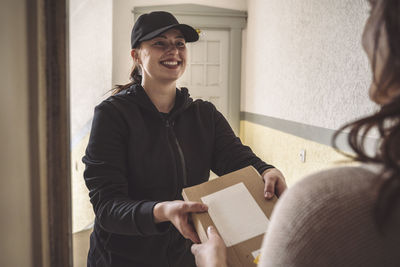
[82, 84, 273, 267]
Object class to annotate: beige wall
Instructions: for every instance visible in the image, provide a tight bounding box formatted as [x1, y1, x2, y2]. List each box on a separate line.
[240, 122, 355, 186]
[0, 0, 33, 266]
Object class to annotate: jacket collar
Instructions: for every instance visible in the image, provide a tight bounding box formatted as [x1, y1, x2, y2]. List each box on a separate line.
[126, 83, 193, 119]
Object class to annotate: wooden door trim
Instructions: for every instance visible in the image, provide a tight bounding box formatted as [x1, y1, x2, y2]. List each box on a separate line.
[28, 0, 72, 266]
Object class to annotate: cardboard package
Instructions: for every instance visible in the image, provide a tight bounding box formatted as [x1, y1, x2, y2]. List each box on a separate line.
[182, 166, 277, 267]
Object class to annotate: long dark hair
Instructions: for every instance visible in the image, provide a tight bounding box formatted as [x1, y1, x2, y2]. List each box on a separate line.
[333, 0, 400, 229]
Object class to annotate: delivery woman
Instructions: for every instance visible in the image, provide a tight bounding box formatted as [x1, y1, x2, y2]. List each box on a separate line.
[83, 11, 286, 267]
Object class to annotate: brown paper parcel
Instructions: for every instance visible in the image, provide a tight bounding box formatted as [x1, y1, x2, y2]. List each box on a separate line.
[182, 166, 277, 267]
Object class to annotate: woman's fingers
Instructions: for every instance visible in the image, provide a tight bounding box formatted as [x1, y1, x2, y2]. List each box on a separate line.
[181, 201, 208, 213]
[264, 175, 277, 199]
[163, 200, 208, 243]
[191, 226, 228, 267]
[191, 243, 200, 255]
[179, 202, 206, 243]
[181, 222, 200, 243]
[206, 225, 219, 241]
[275, 177, 287, 196]
[262, 168, 287, 199]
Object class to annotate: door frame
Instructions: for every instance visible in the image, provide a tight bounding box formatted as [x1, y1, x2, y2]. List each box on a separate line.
[28, 0, 72, 266]
[133, 4, 247, 134]
[27, 3, 245, 266]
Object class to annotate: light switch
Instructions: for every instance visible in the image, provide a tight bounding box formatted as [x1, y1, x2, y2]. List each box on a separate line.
[299, 149, 306, 163]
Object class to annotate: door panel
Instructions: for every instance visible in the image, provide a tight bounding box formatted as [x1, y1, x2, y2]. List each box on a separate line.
[178, 29, 230, 118]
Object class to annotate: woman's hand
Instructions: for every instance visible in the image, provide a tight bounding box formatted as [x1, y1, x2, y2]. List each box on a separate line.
[262, 168, 287, 199]
[191, 226, 228, 267]
[153, 200, 208, 243]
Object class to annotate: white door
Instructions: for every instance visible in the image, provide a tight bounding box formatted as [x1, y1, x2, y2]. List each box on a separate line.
[178, 29, 230, 118]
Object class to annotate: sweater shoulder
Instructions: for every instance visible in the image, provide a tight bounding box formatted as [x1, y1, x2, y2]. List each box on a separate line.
[260, 166, 400, 266]
[277, 166, 378, 219]
[288, 166, 377, 200]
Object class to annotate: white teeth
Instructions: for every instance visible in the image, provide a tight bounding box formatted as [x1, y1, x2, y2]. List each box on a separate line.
[162, 61, 178, 66]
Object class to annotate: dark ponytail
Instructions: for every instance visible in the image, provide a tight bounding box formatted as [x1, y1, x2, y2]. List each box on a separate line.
[112, 51, 142, 95]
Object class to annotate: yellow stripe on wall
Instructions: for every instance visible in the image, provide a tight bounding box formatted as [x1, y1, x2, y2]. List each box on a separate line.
[239, 120, 357, 187]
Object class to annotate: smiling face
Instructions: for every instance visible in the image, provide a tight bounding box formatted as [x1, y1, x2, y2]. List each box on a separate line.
[133, 28, 187, 86]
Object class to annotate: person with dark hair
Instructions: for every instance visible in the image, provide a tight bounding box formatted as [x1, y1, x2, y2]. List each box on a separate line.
[82, 11, 286, 267]
[191, 0, 400, 266]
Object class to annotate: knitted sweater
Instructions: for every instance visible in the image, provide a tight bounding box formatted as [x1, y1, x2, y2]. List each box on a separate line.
[259, 166, 400, 267]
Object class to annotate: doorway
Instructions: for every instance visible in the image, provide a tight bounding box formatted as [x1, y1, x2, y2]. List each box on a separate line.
[69, 3, 247, 266]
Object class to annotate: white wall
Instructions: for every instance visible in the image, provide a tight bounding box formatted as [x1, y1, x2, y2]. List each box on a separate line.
[69, 0, 113, 232]
[242, 0, 377, 130]
[112, 0, 247, 86]
[70, 0, 113, 140]
[0, 0, 33, 266]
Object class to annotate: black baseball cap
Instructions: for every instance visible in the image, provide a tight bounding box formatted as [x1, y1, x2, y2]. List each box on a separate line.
[131, 11, 199, 49]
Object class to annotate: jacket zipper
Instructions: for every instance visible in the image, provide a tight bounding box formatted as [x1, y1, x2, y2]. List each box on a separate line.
[174, 136, 188, 187]
[165, 119, 188, 188]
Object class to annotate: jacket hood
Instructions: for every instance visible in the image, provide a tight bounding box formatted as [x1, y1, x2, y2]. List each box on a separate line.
[116, 84, 193, 120]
